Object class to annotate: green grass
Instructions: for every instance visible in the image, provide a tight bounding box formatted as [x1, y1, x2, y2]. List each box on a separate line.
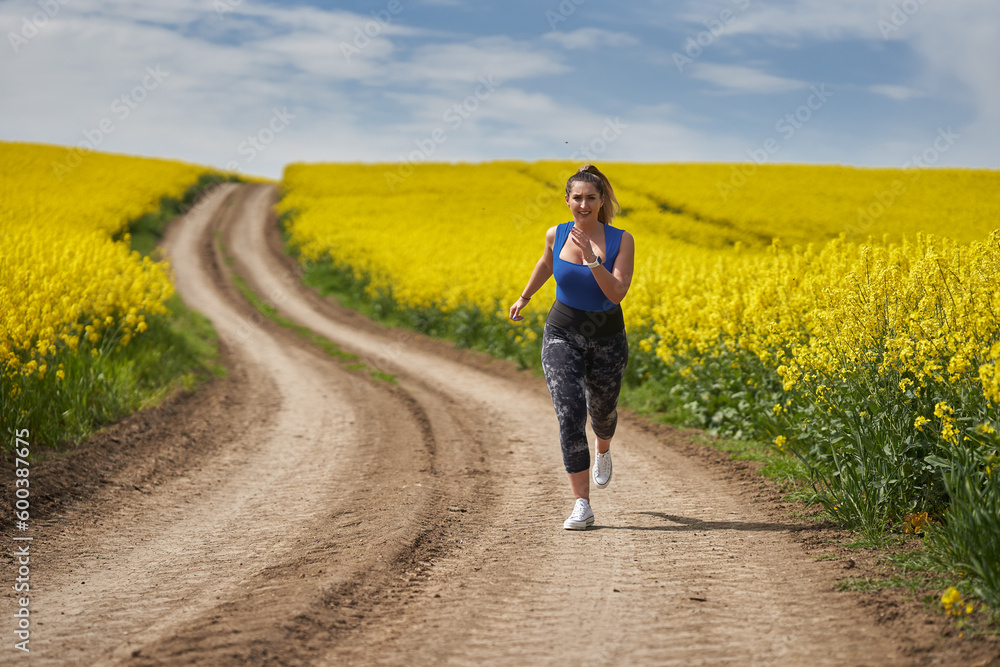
[690, 433, 810, 487]
[618, 374, 701, 427]
[617, 378, 814, 493]
[4, 289, 225, 459]
[215, 234, 397, 385]
[832, 550, 1000, 631]
[114, 172, 242, 258]
[836, 571, 949, 595]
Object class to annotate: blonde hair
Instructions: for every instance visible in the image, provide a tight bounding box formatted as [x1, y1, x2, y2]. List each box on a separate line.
[565, 164, 620, 225]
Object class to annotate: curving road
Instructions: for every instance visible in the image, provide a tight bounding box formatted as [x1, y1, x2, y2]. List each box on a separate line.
[20, 183, 907, 665]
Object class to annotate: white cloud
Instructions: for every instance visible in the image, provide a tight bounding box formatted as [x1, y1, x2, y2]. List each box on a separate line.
[672, 0, 1000, 164]
[611, 116, 748, 163]
[368, 87, 737, 165]
[542, 27, 639, 50]
[902, 0, 1000, 165]
[718, 0, 887, 41]
[386, 36, 570, 88]
[868, 84, 924, 101]
[689, 63, 805, 94]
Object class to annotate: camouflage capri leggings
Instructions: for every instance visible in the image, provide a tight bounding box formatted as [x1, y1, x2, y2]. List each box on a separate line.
[540, 321, 629, 474]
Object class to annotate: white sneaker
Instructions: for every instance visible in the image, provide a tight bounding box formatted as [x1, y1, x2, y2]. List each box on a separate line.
[592, 446, 612, 489]
[563, 498, 595, 530]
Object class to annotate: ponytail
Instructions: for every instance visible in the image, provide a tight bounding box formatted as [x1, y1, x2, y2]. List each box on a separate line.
[565, 164, 620, 224]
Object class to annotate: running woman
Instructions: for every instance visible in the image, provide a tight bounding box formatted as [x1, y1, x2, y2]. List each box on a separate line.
[509, 164, 634, 530]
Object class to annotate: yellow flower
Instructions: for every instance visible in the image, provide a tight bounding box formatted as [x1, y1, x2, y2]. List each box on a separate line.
[934, 402, 953, 419]
[903, 511, 929, 534]
[914, 415, 930, 432]
[941, 587, 962, 612]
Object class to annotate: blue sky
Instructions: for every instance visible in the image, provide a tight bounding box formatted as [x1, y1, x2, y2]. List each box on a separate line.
[2, 0, 997, 179]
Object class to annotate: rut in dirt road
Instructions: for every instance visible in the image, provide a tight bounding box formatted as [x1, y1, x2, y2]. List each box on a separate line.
[14, 183, 909, 665]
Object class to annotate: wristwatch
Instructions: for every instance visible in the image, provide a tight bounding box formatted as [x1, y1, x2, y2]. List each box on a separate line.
[586, 256, 602, 268]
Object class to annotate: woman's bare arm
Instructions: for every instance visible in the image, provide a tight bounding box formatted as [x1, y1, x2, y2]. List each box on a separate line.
[509, 226, 556, 321]
[590, 230, 633, 305]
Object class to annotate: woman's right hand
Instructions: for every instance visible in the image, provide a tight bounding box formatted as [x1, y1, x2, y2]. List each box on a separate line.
[509, 297, 527, 321]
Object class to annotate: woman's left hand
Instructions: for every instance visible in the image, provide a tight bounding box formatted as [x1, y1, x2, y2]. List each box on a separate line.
[569, 227, 597, 263]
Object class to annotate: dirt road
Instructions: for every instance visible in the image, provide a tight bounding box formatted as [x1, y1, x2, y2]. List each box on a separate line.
[11, 183, 918, 665]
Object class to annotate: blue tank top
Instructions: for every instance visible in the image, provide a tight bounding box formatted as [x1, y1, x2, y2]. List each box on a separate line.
[552, 221, 625, 311]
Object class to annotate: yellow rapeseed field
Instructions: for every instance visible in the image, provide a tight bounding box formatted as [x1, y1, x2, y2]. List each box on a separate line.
[278, 160, 1000, 413]
[0, 141, 209, 388]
